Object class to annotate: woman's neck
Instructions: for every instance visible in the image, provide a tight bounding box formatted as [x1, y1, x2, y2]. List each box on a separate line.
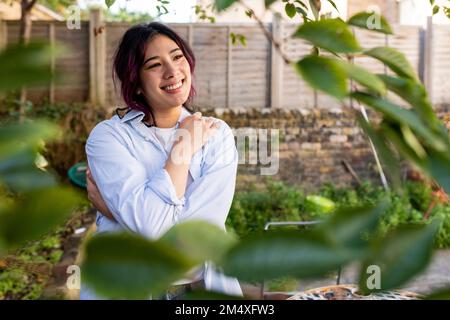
[150, 106, 182, 128]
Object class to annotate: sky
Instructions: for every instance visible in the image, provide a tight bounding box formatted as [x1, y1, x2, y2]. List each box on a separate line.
[77, 0, 196, 22]
[76, 0, 450, 25]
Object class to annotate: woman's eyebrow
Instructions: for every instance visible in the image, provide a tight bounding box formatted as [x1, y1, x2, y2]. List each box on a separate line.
[143, 48, 182, 65]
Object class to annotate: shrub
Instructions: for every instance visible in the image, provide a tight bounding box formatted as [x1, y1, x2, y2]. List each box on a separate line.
[227, 179, 450, 248]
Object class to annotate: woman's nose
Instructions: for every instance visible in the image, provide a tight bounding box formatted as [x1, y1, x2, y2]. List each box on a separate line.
[163, 62, 178, 79]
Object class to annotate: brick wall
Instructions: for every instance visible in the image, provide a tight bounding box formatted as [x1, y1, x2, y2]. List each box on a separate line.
[204, 107, 381, 191]
[202, 104, 449, 191]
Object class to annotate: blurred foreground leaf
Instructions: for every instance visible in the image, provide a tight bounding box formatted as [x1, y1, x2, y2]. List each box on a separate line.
[348, 12, 393, 34]
[425, 288, 450, 300]
[365, 47, 418, 81]
[223, 231, 357, 282]
[82, 233, 192, 299]
[160, 220, 237, 265]
[0, 186, 81, 249]
[321, 198, 390, 249]
[359, 219, 441, 294]
[0, 42, 63, 92]
[296, 55, 348, 100]
[294, 19, 361, 54]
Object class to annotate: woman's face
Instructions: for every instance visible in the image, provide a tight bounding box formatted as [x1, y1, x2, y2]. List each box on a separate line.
[138, 34, 192, 112]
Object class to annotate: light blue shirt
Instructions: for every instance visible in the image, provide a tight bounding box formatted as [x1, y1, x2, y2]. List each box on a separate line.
[81, 106, 242, 299]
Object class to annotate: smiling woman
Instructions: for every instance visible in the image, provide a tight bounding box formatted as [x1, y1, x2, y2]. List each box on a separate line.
[81, 22, 242, 300]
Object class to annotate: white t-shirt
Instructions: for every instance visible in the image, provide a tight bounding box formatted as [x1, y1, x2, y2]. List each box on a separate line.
[150, 125, 177, 152]
[150, 125, 202, 285]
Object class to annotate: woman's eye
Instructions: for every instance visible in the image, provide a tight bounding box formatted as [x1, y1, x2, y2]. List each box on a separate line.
[174, 54, 184, 60]
[147, 63, 160, 69]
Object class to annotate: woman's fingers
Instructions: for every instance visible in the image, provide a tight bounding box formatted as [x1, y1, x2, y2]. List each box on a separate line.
[193, 112, 202, 119]
[86, 170, 96, 186]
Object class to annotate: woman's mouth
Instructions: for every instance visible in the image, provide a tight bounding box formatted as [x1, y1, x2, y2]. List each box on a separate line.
[161, 79, 184, 93]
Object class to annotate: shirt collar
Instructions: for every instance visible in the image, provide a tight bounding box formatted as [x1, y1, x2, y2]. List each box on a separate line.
[119, 107, 192, 127]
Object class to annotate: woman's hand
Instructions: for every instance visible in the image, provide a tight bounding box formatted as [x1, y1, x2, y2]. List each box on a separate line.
[86, 167, 116, 221]
[164, 112, 219, 199]
[176, 112, 220, 157]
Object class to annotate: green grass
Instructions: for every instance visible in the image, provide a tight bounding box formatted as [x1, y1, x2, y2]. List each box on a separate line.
[0, 206, 90, 300]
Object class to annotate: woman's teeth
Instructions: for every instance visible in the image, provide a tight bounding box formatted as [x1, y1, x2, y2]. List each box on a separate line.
[163, 81, 183, 91]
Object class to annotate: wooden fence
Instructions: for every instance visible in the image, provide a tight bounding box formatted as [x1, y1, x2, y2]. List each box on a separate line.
[0, 9, 449, 110]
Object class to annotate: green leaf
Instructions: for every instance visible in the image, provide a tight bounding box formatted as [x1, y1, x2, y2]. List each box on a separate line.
[0, 236, 6, 257]
[184, 289, 245, 300]
[294, 19, 361, 53]
[356, 115, 401, 191]
[337, 60, 386, 95]
[285, 3, 296, 18]
[377, 75, 436, 123]
[223, 231, 356, 282]
[295, 0, 309, 11]
[105, 0, 115, 8]
[159, 221, 237, 265]
[377, 74, 450, 146]
[214, 0, 237, 11]
[348, 11, 393, 34]
[358, 219, 441, 294]
[265, 0, 277, 8]
[351, 92, 447, 152]
[230, 32, 236, 45]
[321, 199, 390, 249]
[295, 55, 348, 100]
[365, 47, 418, 81]
[238, 34, 247, 47]
[305, 195, 335, 213]
[427, 150, 450, 195]
[0, 148, 56, 191]
[0, 186, 81, 249]
[82, 233, 191, 299]
[433, 5, 440, 15]
[379, 122, 425, 168]
[425, 288, 450, 300]
[327, 0, 339, 13]
[0, 42, 63, 92]
[296, 6, 309, 20]
[0, 120, 60, 156]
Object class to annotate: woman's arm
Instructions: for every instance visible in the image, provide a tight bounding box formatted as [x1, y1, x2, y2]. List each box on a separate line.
[86, 167, 115, 221]
[85, 114, 219, 238]
[164, 112, 219, 198]
[177, 121, 239, 229]
[86, 121, 186, 239]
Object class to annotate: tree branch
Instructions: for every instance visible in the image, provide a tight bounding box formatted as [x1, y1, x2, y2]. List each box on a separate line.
[24, 0, 38, 12]
[237, 0, 292, 65]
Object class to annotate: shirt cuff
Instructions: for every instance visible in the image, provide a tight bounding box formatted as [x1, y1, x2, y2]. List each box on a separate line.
[147, 168, 186, 206]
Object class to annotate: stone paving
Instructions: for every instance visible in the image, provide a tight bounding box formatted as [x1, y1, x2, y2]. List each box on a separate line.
[303, 249, 450, 295]
[242, 249, 450, 299]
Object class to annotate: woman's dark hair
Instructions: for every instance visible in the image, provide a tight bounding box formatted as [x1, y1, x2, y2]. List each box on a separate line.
[113, 22, 196, 126]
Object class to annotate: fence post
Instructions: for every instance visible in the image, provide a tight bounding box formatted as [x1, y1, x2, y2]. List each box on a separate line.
[89, 8, 106, 107]
[270, 13, 283, 109]
[188, 24, 193, 48]
[424, 16, 434, 104]
[0, 12, 7, 51]
[48, 23, 55, 104]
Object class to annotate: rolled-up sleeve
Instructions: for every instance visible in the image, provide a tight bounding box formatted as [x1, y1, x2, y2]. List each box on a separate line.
[86, 121, 183, 239]
[179, 121, 238, 229]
